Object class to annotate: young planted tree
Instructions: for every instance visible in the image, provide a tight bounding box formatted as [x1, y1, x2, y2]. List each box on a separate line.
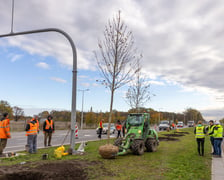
[95, 11, 140, 139]
[125, 60, 152, 112]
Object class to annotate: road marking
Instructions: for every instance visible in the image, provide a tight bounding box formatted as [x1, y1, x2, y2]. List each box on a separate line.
[84, 135, 91, 136]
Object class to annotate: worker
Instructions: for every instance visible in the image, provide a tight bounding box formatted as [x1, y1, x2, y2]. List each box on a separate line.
[116, 120, 122, 138]
[206, 120, 215, 154]
[26, 118, 38, 153]
[31, 115, 40, 133]
[0, 113, 11, 157]
[43, 115, 55, 147]
[98, 119, 104, 139]
[171, 122, 176, 130]
[210, 121, 223, 157]
[194, 121, 206, 156]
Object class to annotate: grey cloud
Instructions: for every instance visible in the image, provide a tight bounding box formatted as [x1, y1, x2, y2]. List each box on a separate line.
[1, 0, 224, 96]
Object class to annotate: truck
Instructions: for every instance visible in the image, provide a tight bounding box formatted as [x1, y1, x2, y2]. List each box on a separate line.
[114, 113, 159, 155]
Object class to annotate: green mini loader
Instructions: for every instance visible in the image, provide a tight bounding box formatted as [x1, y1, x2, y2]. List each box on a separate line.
[114, 113, 159, 155]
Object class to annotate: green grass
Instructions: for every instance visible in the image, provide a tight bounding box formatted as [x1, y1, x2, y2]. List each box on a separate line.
[0, 128, 211, 180]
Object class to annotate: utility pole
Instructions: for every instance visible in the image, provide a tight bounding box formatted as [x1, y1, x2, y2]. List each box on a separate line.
[78, 89, 89, 129]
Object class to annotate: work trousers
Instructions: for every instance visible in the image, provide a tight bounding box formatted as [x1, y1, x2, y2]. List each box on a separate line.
[117, 130, 121, 138]
[0, 139, 7, 155]
[210, 136, 215, 153]
[196, 138, 205, 156]
[214, 138, 223, 156]
[27, 134, 37, 153]
[44, 132, 52, 146]
[98, 128, 102, 139]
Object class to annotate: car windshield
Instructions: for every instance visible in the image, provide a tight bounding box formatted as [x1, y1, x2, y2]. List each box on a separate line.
[178, 122, 183, 124]
[128, 115, 143, 126]
[161, 121, 169, 124]
[103, 123, 114, 129]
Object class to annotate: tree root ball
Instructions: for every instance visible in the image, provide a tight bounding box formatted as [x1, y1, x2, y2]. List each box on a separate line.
[99, 144, 119, 159]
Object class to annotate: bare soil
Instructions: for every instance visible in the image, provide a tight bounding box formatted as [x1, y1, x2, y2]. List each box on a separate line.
[174, 132, 189, 134]
[164, 134, 184, 137]
[158, 137, 179, 141]
[0, 160, 101, 180]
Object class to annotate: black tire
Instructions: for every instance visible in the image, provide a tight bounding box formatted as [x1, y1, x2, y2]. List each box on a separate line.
[131, 140, 145, 155]
[114, 138, 123, 147]
[145, 138, 158, 152]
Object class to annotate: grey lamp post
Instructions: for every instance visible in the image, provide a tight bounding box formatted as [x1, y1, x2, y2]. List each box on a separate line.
[78, 89, 89, 129]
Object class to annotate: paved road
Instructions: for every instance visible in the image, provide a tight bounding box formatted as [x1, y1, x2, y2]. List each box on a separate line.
[4, 129, 117, 153]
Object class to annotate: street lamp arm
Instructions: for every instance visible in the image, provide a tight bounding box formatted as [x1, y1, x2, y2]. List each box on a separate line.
[0, 28, 77, 153]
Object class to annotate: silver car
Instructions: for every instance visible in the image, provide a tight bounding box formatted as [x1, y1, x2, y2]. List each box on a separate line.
[96, 123, 116, 134]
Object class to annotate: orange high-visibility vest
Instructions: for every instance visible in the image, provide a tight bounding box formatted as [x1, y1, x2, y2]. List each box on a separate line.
[116, 124, 122, 130]
[0, 119, 11, 139]
[31, 118, 39, 131]
[26, 123, 38, 136]
[45, 120, 53, 129]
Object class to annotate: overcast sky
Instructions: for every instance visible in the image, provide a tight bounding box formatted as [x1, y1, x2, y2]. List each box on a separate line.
[0, 0, 224, 120]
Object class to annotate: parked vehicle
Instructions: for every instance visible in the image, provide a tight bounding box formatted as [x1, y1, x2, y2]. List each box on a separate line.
[187, 121, 194, 127]
[177, 121, 184, 128]
[159, 120, 170, 131]
[96, 123, 116, 134]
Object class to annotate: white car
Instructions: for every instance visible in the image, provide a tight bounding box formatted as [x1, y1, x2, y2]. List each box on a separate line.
[177, 122, 184, 128]
[96, 123, 116, 134]
[159, 120, 170, 131]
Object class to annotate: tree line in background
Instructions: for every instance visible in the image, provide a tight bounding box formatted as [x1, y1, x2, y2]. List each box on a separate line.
[1, 100, 206, 125]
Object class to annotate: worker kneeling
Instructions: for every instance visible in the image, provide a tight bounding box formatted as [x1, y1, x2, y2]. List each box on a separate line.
[26, 119, 38, 154]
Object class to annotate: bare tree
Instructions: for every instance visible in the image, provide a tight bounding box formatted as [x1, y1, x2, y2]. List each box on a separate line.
[95, 11, 141, 139]
[125, 60, 152, 112]
[13, 106, 24, 121]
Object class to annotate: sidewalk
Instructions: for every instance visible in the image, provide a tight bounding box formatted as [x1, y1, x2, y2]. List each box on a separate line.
[212, 142, 224, 180]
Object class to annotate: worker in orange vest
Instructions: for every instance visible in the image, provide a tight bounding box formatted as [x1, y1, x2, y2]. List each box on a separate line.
[116, 120, 122, 138]
[25, 118, 38, 153]
[43, 115, 55, 147]
[0, 113, 11, 157]
[31, 115, 40, 133]
[98, 119, 104, 139]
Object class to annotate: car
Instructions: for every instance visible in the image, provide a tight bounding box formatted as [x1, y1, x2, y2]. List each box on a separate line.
[96, 123, 116, 134]
[187, 121, 194, 127]
[159, 120, 170, 131]
[177, 121, 184, 128]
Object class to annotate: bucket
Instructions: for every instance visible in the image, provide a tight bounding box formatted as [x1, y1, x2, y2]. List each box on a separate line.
[42, 153, 48, 160]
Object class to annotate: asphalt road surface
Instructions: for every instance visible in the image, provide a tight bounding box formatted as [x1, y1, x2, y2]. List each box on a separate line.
[4, 129, 117, 153]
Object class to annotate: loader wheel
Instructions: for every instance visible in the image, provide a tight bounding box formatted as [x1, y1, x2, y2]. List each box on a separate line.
[114, 138, 123, 147]
[145, 138, 158, 152]
[131, 140, 144, 155]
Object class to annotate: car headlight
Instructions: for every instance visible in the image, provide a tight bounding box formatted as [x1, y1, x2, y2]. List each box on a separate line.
[138, 130, 142, 134]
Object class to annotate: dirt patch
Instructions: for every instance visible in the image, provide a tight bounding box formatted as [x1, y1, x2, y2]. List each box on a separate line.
[174, 132, 189, 134]
[0, 160, 102, 180]
[164, 134, 184, 137]
[158, 137, 179, 141]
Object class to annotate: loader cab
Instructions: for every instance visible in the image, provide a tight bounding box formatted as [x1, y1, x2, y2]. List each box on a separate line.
[126, 113, 150, 139]
[127, 113, 149, 126]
